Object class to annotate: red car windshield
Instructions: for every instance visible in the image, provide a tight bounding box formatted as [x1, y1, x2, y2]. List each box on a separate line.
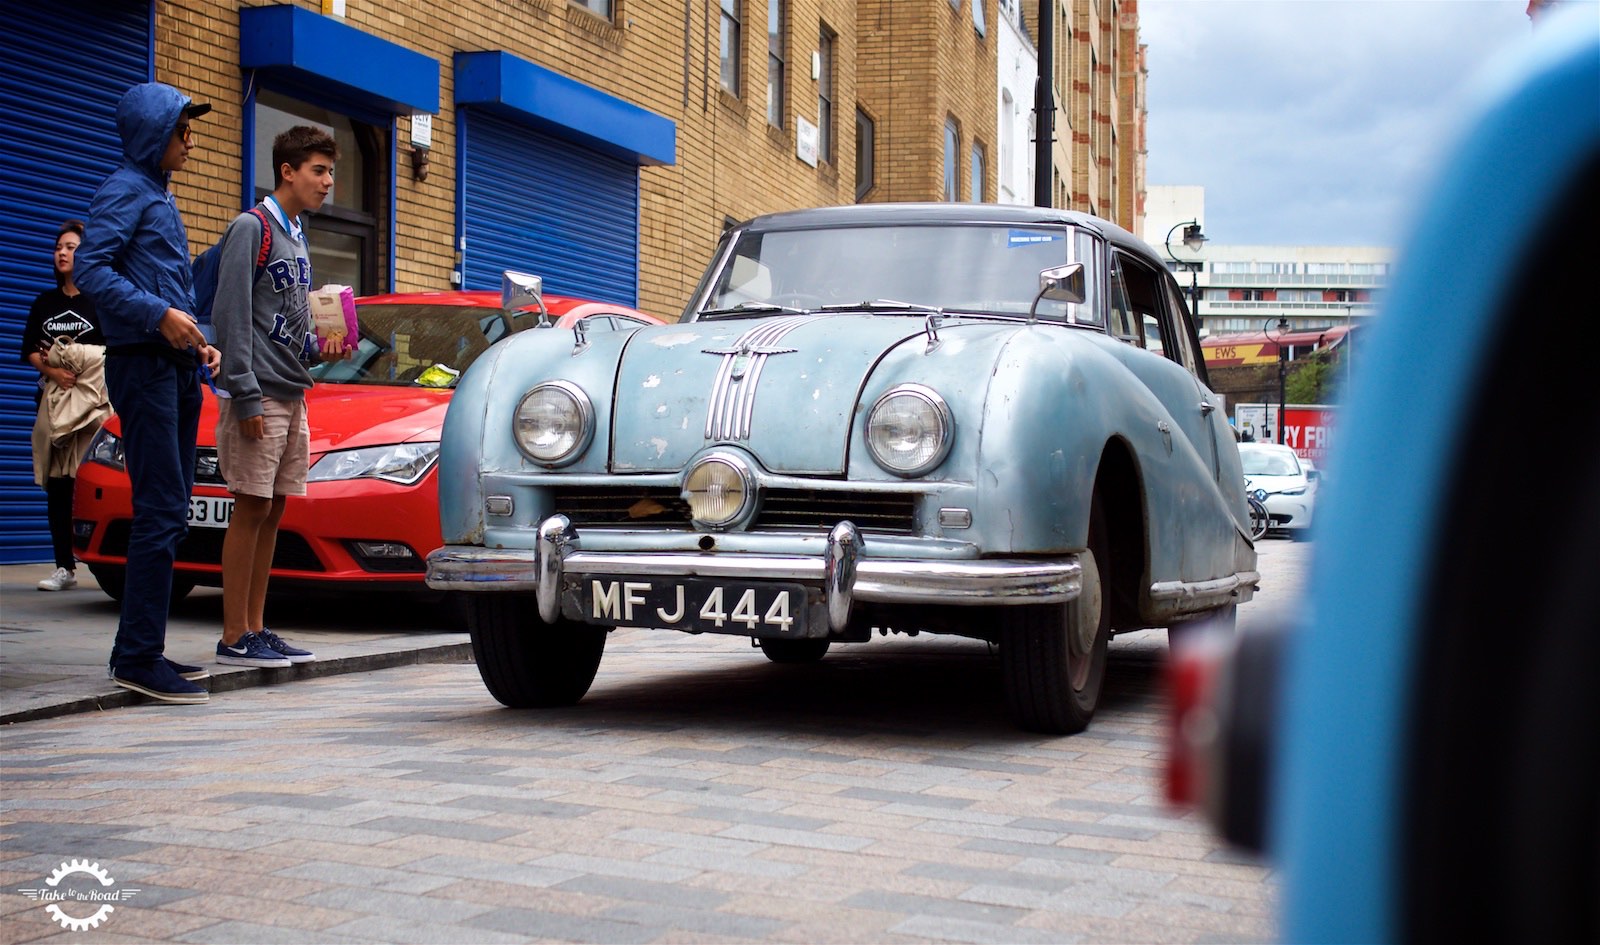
[307, 304, 512, 388]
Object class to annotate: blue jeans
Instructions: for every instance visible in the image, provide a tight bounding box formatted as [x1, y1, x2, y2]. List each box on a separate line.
[105, 353, 201, 668]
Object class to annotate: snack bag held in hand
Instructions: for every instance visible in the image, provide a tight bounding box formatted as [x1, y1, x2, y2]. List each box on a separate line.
[309, 285, 358, 352]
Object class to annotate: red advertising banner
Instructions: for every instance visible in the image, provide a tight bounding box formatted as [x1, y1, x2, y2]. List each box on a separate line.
[1281, 407, 1336, 463]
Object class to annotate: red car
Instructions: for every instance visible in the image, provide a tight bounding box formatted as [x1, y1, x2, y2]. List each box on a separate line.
[72, 288, 663, 601]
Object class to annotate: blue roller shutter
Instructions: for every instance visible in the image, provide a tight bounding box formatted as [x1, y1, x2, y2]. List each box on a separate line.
[461, 109, 638, 306]
[0, 1, 152, 564]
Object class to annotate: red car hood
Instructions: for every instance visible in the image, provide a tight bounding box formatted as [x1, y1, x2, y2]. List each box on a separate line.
[99, 385, 452, 452]
[300, 385, 451, 453]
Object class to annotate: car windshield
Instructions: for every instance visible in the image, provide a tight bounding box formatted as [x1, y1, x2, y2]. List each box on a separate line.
[307, 304, 510, 388]
[700, 223, 1097, 322]
[1241, 450, 1302, 477]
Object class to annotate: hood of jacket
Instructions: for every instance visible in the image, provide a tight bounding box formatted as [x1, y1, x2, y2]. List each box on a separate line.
[116, 83, 192, 182]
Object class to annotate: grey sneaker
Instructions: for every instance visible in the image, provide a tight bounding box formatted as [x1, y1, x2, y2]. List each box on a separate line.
[37, 567, 77, 591]
[216, 632, 292, 668]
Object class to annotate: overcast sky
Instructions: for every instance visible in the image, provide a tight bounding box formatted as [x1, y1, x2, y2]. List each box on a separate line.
[1139, 0, 1573, 248]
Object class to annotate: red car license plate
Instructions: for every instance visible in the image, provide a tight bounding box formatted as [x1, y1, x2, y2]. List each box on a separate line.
[582, 577, 809, 636]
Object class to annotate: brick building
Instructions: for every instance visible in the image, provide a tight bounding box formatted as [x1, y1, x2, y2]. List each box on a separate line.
[0, 0, 1146, 562]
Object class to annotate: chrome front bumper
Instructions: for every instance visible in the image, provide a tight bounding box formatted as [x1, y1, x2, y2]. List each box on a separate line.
[426, 515, 1082, 633]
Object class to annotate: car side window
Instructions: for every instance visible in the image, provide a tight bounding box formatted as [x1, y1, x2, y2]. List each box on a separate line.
[1113, 253, 1167, 356]
[1141, 312, 1165, 356]
[1161, 280, 1202, 375]
[1107, 263, 1140, 343]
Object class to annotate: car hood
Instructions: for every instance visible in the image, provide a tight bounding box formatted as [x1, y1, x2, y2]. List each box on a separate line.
[613, 315, 930, 474]
[301, 386, 451, 453]
[1245, 472, 1307, 491]
[103, 385, 451, 453]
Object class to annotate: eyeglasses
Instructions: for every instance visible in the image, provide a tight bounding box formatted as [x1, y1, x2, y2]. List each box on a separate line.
[173, 123, 194, 144]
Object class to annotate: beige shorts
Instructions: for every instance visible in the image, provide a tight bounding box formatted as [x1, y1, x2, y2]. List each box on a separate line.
[216, 397, 309, 498]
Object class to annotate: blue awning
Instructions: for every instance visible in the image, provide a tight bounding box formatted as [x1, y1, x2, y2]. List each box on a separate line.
[240, 5, 439, 115]
[455, 51, 675, 167]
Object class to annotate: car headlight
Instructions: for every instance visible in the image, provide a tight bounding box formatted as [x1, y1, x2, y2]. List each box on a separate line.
[307, 442, 440, 485]
[1282, 486, 1307, 496]
[683, 453, 755, 528]
[514, 381, 594, 466]
[866, 384, 953, 477]
[85, 428, 124, 471]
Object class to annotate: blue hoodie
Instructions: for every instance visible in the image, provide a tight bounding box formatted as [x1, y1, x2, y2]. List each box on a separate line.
[74, 83, 200, 350]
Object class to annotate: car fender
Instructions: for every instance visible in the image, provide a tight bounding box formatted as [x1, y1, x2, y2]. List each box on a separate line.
[437, 325, 638, 544]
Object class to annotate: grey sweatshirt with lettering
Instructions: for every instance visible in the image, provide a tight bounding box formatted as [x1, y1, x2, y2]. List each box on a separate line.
[213, 203, 316, 421]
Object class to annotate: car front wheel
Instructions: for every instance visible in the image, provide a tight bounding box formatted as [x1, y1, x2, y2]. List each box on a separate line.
[1001, 498, 1111, 734]
[465, 593, 607, 708]
[758, 638, 830, 663]
[87, 564, 194, 606]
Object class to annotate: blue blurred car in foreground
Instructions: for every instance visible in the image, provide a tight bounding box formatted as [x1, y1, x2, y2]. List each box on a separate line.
[1173, 11, 1599, 943]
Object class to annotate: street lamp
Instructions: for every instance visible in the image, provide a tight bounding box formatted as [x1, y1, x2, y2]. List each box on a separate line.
[1264, 316, 1290, 445]
[1164, 221, 1208, 322]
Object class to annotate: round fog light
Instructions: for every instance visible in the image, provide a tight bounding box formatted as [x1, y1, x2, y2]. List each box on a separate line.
[684, 456, 752, 528]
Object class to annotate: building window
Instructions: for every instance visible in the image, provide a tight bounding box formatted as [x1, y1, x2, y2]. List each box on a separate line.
[969, 142, 984, 201]
[973, 0, 986, 35]
[818, 26, 835, 163]
[855, 108, 874, 201]
[944, 119, 959, 201]
[766, 0, 785, 126]
[720, 0, 742, 96]
[254, 89, 383, 294]
[570, 0, 612, 17]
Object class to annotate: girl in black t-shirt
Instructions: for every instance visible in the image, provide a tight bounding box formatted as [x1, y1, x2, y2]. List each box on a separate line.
[22, 220, 106, 591]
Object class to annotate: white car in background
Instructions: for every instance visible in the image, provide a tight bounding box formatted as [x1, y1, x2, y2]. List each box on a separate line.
[1239, 442, 1315, 536]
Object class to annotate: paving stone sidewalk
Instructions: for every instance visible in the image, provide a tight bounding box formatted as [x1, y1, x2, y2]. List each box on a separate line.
[0, 563, 471, 725]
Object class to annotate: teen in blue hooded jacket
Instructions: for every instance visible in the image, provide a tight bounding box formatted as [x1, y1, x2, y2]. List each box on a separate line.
[75, 82, 222, 705]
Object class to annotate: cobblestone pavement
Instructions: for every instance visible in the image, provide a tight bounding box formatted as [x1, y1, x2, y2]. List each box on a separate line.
[0, 540, 1306, 944]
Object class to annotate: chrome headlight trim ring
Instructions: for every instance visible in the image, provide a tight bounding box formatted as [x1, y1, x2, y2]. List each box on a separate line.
[682, 451, 758, 530]
[866, 383, 954, 478]
[513, 380, 595, 467]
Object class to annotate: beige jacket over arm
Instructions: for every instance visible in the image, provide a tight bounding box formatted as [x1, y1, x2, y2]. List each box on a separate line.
[31, 341, 111, 484]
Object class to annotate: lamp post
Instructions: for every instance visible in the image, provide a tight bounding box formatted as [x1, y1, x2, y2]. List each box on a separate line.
[1164, 221, 1208, 322]
[1264, 316, 1290, 444]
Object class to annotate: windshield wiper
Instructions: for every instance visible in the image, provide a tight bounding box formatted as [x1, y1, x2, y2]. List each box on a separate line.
[697, 302, 813, 318]
[817, 299, 943, 314]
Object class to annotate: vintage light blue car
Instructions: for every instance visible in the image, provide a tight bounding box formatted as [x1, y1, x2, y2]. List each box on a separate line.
[427, 204, 1258, 733]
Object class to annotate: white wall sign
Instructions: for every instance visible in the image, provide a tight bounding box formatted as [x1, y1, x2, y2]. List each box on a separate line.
[411, 113, 433, 149]
[796, 116, 819, 167]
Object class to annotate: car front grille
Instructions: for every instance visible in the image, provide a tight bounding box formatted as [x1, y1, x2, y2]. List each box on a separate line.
[100, 521, 325, 571]
[549, 486, 917, 535]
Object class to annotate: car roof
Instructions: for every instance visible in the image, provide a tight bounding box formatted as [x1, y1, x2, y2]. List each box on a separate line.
[732, 202, 1156, 259]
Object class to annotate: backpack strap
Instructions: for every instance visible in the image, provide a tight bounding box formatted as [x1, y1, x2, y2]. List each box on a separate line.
[247, 206, 273, 281]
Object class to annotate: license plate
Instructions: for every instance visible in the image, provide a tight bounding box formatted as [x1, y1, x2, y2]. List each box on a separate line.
[187, 495, 234, 529]
[581, 577, 809, 636]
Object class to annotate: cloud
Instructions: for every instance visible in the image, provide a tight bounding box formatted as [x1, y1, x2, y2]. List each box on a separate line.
[1141, 0, 1562, 246]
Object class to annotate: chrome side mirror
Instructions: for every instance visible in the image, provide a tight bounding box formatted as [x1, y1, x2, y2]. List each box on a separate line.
[502, 270, 550, 327]
[1028, 263, 1086, 323]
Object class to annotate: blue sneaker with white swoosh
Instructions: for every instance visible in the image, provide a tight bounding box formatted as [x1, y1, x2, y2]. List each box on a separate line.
[216, 632, 292, 668]
[257, 628, 316, 664]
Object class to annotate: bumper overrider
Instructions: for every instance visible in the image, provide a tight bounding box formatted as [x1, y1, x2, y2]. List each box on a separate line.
[426, 515, 1083, 634]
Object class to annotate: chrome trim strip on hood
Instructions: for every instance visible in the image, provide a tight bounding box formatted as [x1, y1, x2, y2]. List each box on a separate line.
[703, 316, 812, 441]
